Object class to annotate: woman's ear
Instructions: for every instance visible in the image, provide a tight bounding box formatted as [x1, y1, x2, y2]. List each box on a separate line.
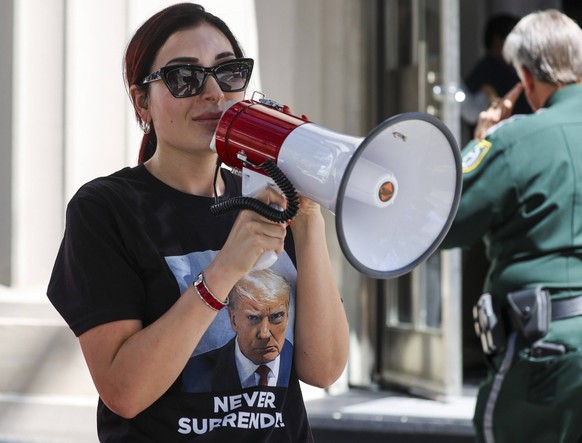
[130, 84, 151, 122]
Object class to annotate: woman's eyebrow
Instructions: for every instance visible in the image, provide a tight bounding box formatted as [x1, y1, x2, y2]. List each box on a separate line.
[215, 51, 236, 60]
[166, 57, 198, 65]
[165, 52, 236, 66]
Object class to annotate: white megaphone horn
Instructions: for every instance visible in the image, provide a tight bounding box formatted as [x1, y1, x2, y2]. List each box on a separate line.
[210, 95, 462, 279]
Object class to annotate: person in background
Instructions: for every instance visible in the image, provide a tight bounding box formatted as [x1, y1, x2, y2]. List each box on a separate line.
[461, 13, 531, 129]
[47, 3, 349, 442]
[442, 9, 582, 443]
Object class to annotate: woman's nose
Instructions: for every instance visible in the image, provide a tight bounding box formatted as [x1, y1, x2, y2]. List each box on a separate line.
[200, 74, 224, 101]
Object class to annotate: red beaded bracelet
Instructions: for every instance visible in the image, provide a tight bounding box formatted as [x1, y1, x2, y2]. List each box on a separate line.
[193, 272, 229, 311]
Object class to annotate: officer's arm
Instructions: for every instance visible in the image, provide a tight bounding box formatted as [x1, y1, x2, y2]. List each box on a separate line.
[440, 138, 506, 249]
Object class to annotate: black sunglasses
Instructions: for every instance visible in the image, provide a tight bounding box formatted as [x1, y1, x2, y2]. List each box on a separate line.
[141, 58, 254, 98]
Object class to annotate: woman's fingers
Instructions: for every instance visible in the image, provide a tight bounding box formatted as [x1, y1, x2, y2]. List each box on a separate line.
[214, 188, 288, 275]
[258, 185, 288, 210]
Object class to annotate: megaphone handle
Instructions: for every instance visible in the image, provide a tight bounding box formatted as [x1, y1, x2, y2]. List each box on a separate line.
[253, 250, 279, 270]
[241, 167, 287, 270]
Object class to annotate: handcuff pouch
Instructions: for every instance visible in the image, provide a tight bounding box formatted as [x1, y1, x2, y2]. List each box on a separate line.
[507, 286, 551, 343]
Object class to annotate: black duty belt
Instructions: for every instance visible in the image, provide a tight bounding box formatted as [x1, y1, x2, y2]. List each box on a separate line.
[473, 289, 582, 356]
[552, 295, 582, 321]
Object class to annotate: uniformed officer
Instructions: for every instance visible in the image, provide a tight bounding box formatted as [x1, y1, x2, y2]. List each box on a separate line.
[441, 9, 582, 443]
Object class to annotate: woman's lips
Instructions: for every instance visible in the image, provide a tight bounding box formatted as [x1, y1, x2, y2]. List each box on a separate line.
[192, 111, 223, 127]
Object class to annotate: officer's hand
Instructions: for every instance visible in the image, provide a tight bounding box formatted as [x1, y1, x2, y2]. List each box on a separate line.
[474, 82, 523, 140]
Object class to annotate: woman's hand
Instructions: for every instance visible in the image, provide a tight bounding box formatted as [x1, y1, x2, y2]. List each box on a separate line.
[208, 186, 289, 285]
[293, 195, 321, 220]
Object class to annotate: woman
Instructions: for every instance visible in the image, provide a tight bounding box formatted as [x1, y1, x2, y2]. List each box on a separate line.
[47, 3, 349, 442]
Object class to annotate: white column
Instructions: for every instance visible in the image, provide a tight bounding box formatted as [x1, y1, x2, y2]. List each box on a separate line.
[64, 0, 129, 198]
[11, 0, 66, 288]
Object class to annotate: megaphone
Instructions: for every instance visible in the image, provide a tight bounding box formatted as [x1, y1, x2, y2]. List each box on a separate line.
[211, 96, 462, 279]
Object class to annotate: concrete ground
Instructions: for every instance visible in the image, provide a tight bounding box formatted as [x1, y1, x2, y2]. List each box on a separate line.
[0, 285, 98, 443]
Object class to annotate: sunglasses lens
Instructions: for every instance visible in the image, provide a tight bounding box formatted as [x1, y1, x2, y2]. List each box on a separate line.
[165, 67, 205, 97]
[215, 61, 252, 92]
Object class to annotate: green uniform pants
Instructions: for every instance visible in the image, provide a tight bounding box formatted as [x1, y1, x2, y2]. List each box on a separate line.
[473, 318, 582, 443]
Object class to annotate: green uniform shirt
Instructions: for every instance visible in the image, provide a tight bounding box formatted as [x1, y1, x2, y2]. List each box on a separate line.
[442, 84, 582, 297]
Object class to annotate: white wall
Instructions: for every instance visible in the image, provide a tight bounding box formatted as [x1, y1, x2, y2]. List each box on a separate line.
[0, 0, 14, 285]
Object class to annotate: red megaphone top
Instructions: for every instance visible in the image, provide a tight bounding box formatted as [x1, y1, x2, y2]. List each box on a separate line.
[213, 99, 308, 172]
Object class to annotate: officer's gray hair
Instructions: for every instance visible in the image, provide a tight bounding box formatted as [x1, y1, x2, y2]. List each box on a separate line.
[503, 9, 582, 85]
[229, 268, 291, 310]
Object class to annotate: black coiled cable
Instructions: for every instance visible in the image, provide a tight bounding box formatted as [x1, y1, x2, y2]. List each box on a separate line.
[210, 159, 299, 223]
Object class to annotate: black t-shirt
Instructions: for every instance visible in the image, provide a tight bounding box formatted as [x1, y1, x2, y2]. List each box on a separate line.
[47, 164, 312, 442]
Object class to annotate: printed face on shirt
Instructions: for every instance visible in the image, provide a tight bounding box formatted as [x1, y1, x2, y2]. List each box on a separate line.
[229, 293, 289, 365]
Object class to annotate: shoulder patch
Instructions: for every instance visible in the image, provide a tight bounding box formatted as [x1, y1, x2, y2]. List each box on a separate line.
[462, 140, 491, 173]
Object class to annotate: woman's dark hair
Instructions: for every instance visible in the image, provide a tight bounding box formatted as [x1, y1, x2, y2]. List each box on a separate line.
[124, 3, 244, 163]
